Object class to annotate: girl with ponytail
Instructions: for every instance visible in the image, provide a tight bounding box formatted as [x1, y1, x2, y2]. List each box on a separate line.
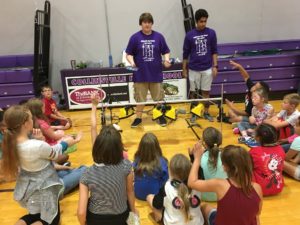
[1, 105, 81, 225]
[192, 127, 227, 201]
[146, 154, 204, 225]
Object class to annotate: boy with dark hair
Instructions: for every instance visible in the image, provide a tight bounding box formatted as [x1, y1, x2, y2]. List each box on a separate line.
[126, 12, 171, 128]
[182, 8, 218, 122]
[41, 86, 72, 130]
[225, 60, 270, 123]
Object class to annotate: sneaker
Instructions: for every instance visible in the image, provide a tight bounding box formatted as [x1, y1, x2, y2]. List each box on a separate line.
[63, 161, 71, 167]
[190, 114, 197, 123]
[131, 118, 142, 128]
[158, 116, 167, 127]
[203, 113, 214, 122]
[238, 136, 247, 144]
[245, 138, 259, 147]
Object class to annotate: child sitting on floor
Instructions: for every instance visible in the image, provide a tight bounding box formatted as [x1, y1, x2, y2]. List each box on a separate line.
[238, 88, 274, 147]
[133, 132, 169, 200]
[249, 124, 285, 196]
[41, 85, 71, 130]
[147, 154, 204, 225]
[189, 127, 227, 201]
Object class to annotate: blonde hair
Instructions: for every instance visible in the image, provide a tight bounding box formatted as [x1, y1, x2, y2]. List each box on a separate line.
[1, 105, 30, 178]
[284, 93, 300, 107]
[170, 154, 192, 222]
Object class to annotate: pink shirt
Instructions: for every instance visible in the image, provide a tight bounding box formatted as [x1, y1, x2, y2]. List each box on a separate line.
[37, 119, 57, 146]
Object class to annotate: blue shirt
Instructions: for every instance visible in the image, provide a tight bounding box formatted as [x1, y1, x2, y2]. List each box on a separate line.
[133, 157, 169, 200]
[183, 27, 217, 71]
[126, 30, 170, 82]
[201, 151, 227, 201]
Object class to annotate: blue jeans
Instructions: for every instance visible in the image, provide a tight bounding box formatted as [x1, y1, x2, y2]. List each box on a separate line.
[57, 165, 87, 195]
[281, 143, 291, 153]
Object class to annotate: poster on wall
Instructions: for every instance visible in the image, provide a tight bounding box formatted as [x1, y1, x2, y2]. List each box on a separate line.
[64, 70, 186, 110]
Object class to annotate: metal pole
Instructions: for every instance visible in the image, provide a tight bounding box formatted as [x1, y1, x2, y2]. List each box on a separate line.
[103, 0, 113, 67]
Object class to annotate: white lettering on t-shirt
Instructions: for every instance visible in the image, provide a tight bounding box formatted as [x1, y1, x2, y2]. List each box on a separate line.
[141, 40, 155, 61]
[193, 35, 208, 56]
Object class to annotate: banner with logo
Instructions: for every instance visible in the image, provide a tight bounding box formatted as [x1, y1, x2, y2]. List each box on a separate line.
[64, 70, 186, 110]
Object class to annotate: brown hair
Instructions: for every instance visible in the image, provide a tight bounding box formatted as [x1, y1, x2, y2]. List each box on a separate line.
[92, 125, 123, 165]
[1, 105, 30, 178]
[221, 145, 253, 196]
[134, 132, 165, 176]
[26, 98, 48, 127]
[202, 127, 222, 171]
[139, 12, 154, 25]
[284, 93, 300, 108]
[255, 124, 278, 146]
[169, 154, 192, 222]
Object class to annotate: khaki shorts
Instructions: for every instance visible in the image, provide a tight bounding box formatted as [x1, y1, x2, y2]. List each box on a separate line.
[134, 82, 164, 102]
[189, 68, 213, 91]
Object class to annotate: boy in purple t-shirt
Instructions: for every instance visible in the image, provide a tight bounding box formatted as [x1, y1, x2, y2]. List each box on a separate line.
[126, 12, 171, 128]
[182, 9, 218, 122]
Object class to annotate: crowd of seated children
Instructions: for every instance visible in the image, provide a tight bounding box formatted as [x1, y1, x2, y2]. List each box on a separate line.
[189, 143, 263, 225]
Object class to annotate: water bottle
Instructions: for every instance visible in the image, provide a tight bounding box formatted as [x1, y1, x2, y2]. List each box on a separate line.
[109, 55, 113, 67]
[52, 91, 60, 105]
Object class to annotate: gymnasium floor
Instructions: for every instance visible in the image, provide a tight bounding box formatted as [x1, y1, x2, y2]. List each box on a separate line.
[0, 101, 299, 225]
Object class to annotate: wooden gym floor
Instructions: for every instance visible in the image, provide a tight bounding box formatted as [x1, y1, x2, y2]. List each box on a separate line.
[0, 100, 299, 224]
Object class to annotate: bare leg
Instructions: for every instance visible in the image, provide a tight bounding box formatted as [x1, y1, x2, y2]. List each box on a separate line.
[228, 110, 243, 123]
[146, 194, 162, 222]
[14, 220, 27, 225]
[136, 105, 144, 118]
[283, 161, 297, 178]
[201, 203, 216, 225]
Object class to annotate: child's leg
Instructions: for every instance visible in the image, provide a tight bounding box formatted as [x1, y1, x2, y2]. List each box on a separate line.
[55, 154, 69, 165]
[201, 203, 217, 225]
[283, 161, 300, 180]
[228, 110, 243, 122]
[146, 194, 163, 222]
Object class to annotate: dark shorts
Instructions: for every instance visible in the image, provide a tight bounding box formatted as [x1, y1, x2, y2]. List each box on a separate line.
[20, 204, 60, 225]
[86, 208, 129, 225]
[208, 209, 217, 225]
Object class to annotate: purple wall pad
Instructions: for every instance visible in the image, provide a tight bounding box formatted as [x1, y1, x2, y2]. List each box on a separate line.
[214, 66, 300, 84]
[0, 70, 33, 83]
[0, 55, 17, 68]
[210, 78, 299, 96]
[218, 54, 300, 71]
[0, 95, 35, 109]
[0, 83, 34, 96]
[218, 39, 300, 55]
[16, 54, 34, 67]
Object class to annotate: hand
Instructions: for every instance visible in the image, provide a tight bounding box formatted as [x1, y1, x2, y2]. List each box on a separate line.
[212, 67, 218, 77]
[32, 128, 45, 141]
[163, 60, 171, 68]
[182, 68, 188, 78]
[229, 60, 242, 69]
[225, 99, 234, 109]
[91, 93, 100, 106]
[192, 140, 205, 159]
[249, 116, 256, 124]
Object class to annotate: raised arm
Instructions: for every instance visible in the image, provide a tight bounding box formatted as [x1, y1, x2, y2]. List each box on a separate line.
[230, 60, 250, 81]
[91, 93, 100, 144]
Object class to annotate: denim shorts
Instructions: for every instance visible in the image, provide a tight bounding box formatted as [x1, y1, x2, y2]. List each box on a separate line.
[208, 209, 217, 225]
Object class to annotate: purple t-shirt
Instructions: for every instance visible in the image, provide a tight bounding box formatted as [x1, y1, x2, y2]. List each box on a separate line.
[125, 30, 170, 82]
[182, 27, 217, 71]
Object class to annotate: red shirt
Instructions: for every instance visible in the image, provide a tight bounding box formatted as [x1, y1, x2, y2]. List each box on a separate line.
[43, 97, 57, 123]
[216, 179, 260, 225]
[249, 145, 285, 196]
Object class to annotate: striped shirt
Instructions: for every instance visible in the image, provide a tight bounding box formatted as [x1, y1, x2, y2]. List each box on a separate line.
[80, 159, 132, 215]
